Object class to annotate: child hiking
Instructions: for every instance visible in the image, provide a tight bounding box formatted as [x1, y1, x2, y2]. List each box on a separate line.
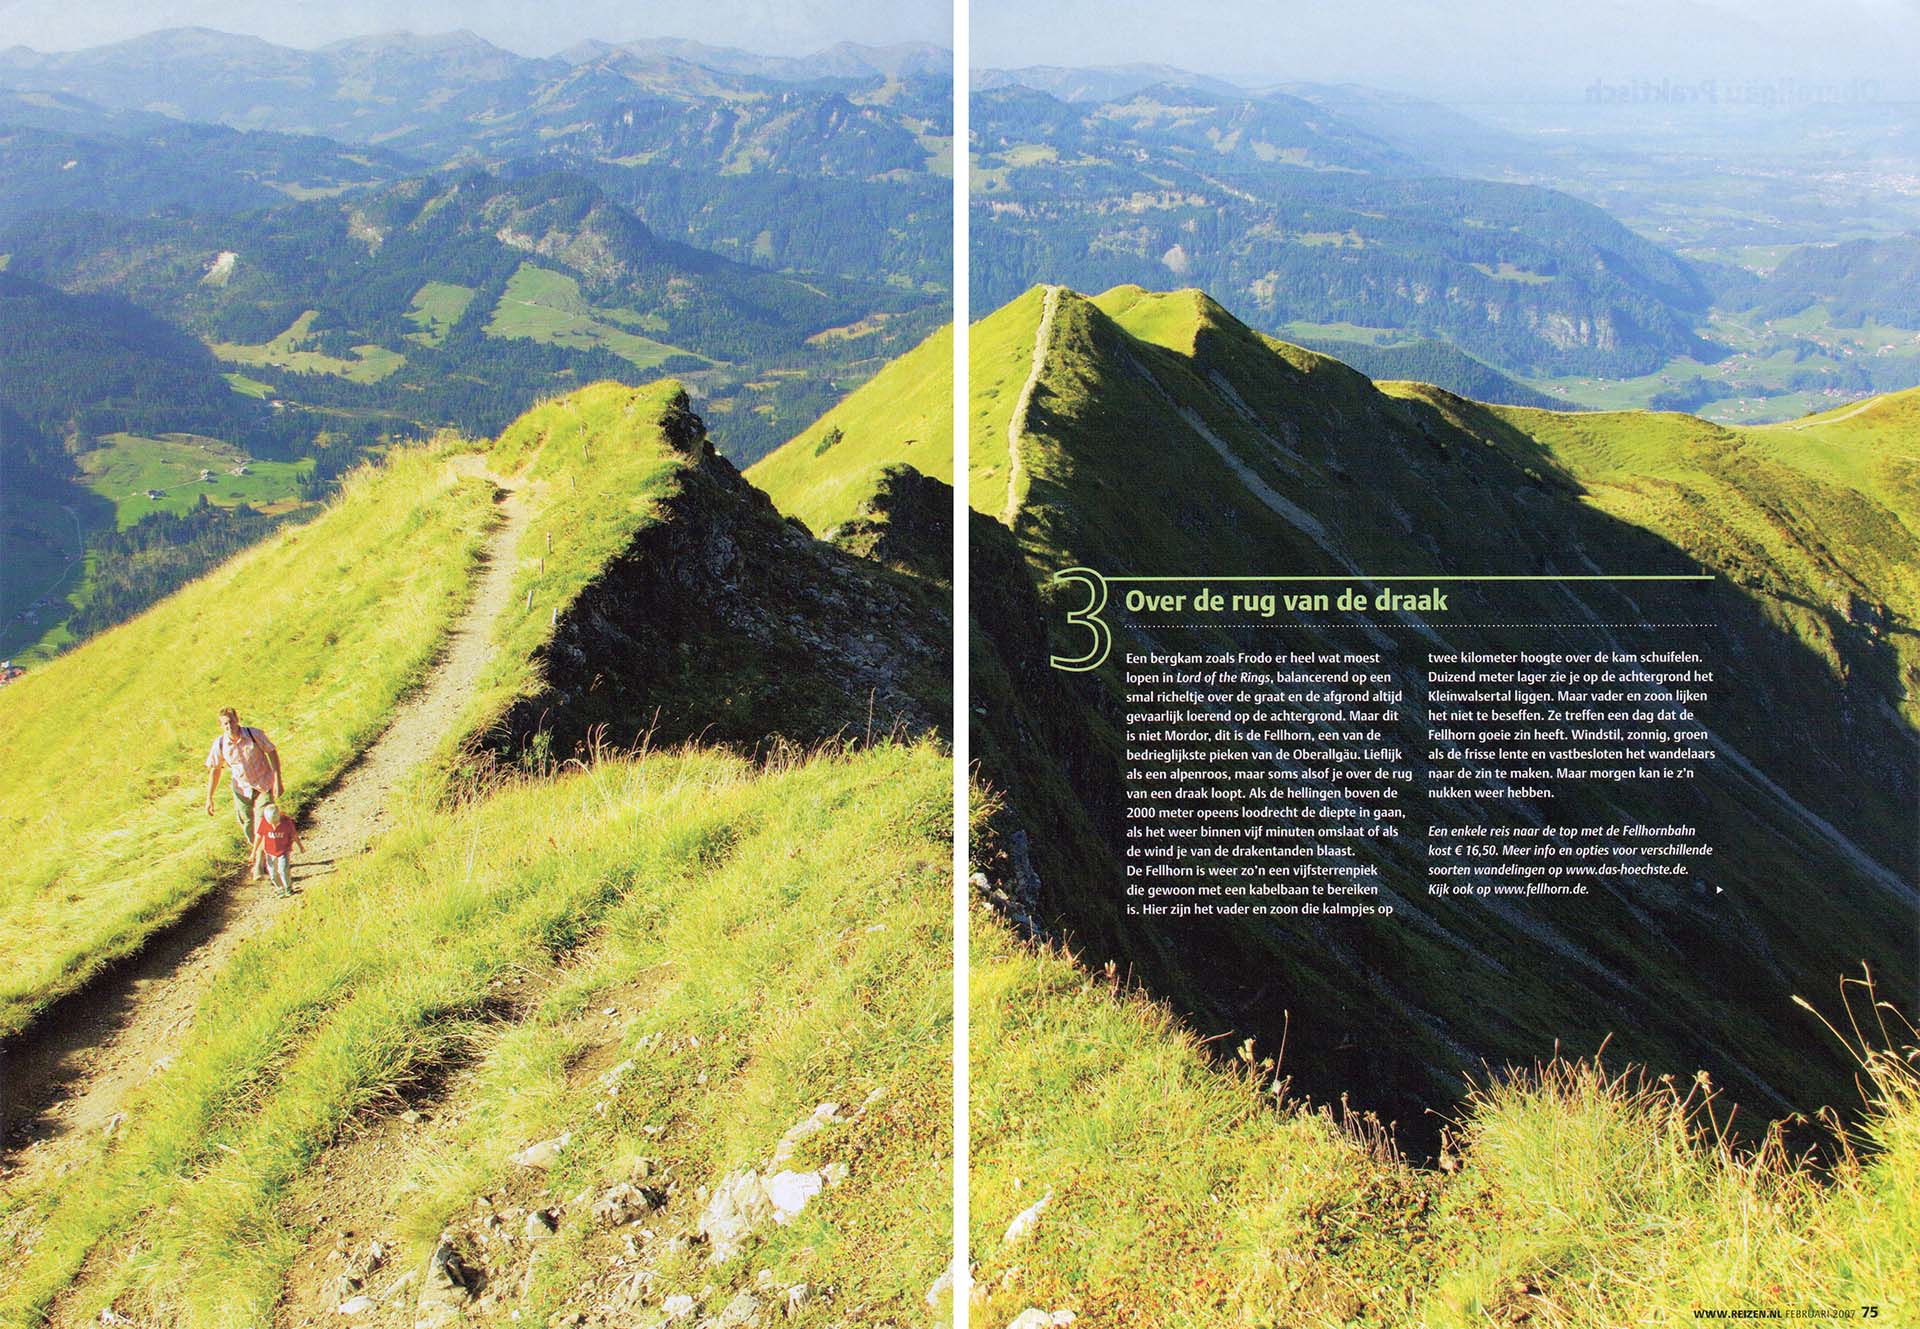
[204, 707, 283, 877]
[251, 800, 304, 898]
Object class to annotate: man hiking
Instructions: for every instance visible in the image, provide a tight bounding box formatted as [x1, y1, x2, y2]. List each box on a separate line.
[205, 707, 283, 876]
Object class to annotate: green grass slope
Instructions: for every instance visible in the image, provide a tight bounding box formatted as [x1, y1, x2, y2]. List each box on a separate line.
[485, 380, 951, 759]
[0, 742, 952, 1327]
[1390, 384, 1920, 735]
[747, 323, 953, 535]
[967, 285, 1053, 517]
[0, 379, 700, 1041]
[0, 444, 497, 1039]
[1, 371, 955, 1325]
[968, 283, 1918, 1151]
[971, 906, 1919, 1326]
[460, 380, 691, 745]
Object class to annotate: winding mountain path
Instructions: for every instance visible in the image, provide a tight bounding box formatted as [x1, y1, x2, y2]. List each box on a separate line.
[0, 461, 532, 1183]
[1002, 284, 1061, 526]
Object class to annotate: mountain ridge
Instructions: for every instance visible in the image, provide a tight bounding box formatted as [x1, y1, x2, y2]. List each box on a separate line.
[969, 283, 1918, 1152]
[0, 377, 954, 1326]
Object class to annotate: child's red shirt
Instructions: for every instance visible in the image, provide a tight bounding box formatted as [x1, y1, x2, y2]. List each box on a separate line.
[254, 812, 298, 857]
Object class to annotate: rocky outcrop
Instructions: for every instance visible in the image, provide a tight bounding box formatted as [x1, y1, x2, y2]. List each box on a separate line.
[495, 396, 949, 763]
[366, 1088, 882, 1328]
[823, 463, 955, 584]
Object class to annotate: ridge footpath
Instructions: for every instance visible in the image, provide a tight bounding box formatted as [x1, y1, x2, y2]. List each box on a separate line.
[1002, 284, 1060, 525]
[2, 461, 531, 1176]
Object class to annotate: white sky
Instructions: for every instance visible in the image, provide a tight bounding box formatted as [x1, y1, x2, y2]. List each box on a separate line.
[972, 0, 1920, 102]
[2, 0, 1912, 103]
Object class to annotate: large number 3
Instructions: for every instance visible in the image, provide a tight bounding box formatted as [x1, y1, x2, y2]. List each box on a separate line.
[1049, 567, 1112, 672]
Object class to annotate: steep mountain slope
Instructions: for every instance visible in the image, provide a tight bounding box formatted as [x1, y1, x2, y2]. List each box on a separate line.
[484, 383, 950, 762]
[0, 376, 955, 1326]
[969, 284, 1918, 1150]
[0, 375, 948, 1043]
[747, 323, 953, 535]
[0, 271, 261, 449]
[0, 271, 317, 660]
[744, 322, 955, 593]
[1, 743, 951, 1329]
[0, 442, 501, 1041]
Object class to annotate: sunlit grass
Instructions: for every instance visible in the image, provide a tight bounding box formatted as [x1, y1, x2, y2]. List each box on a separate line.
[0, 742, 952, 1327]
[972, 909, 1920, 1326]
[748, 323, 953, 534]
[0, 442, 495, 1037]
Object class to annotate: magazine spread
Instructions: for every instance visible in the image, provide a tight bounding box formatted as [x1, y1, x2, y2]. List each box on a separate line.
[0, 0, 1914, 1325]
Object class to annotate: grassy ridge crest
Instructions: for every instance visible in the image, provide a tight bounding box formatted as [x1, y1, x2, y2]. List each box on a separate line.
[0, 371, 954, 1325]
[0, 378, 698, 1039]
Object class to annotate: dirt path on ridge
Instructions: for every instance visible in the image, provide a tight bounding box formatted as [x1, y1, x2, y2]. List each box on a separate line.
[0, 461, 532, 1184]
[1001, 284, 1060, 526]
[1784, 397, 1879, 429]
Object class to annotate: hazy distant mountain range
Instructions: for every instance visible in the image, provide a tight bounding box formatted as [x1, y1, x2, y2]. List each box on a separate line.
[0, 26, 955, 658]
[970, 62, 1920, 407]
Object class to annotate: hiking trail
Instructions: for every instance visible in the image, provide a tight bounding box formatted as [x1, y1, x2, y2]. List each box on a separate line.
[1002, 284, 1060, 527]
[0, 460, 533, 1181]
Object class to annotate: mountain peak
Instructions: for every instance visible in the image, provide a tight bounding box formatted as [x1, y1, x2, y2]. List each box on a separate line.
[807, 40, 952, 79]
[87, 26, 295, 61]
[320, 28, 504, 53]
[1084, 285, 1237, 355]
[972, 62, 1243, 103]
